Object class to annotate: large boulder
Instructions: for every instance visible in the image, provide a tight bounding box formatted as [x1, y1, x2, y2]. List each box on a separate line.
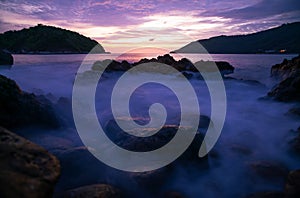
[0, 126, 60, 198]
[0, 50, 13, 65]
[268, 55, 300, 102]
[0, 74, 60, 129]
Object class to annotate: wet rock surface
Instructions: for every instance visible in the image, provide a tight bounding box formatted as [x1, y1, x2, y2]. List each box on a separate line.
[268, 55, 300, 102]
[0, 126, 60, 198]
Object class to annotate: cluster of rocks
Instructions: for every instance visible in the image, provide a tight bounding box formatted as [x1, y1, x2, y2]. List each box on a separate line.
[268, 55, 300, 101]
[92, 54, 235, 76]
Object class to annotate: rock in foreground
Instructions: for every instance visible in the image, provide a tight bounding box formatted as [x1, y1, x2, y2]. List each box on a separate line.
[0, 126, 60, 198]
[0, 74, 60, 129]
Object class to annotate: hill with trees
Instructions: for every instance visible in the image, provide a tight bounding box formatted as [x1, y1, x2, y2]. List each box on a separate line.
[173, 22, 300, 54]
[0, 24, 106, 54]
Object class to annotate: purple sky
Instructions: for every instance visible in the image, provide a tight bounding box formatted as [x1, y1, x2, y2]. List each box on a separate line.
[0, 0, 299, 52]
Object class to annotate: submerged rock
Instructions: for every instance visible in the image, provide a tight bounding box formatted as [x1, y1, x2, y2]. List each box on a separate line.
[0, 50, 13, 65]
[268, 55, 300, 102]
[57, 184, 122, 198]
[0, 126, 60, 198]
[0, 74, 60, 129]
[287, 107, 300, 117]
[249, 161, 289, 181]
[247, 191, 284, 198]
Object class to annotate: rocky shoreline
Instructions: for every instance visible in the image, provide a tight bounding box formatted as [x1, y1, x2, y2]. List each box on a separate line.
[0, 55, 300, 197]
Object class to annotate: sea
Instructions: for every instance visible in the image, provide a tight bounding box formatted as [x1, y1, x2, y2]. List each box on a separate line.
[0, 53, 299, 197]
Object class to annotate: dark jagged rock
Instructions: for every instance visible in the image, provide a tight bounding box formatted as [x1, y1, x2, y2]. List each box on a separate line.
[0, 74, 60, 129]
[268, 55, 300, 102]
[271, 55, 300, 79]
[57, 184, 122, 198]
[92, 54, 234, 76]
[285, 169, 300, 198]
[0, 126, 60, 198]
[0, 50, 13, 65]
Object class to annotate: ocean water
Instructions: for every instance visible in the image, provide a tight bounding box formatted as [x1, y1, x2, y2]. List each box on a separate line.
[0, 53, 299, 197]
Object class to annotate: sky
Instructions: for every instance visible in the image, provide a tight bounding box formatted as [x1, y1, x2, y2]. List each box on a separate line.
[0, 0, 299, 52]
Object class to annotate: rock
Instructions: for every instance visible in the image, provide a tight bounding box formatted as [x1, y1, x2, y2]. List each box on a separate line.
[54, 146, 111, 191]
[105, 118, 205, 154]
[92, 54, 235, 76]
[130, 167, 172, 190]
[92, 59, 132, 72]
[230, 144, 252, 156]
[285, 169, 300, 198]
[287, 107, 300, 117]
[289, 127, 300, 153]
[271, 55, 300, 80]
[57, 184, 122, 198]
[0, 126, 60, 198]
[182, 71, 193, 79]
[157, 54, 176, 65]
[268, 74, 300, 102]
[163, 191, 185, 198]
[0, 50, 13, 65]
[268, 55, 300, 102]
[192, 60, 235, 76]
[247, 191, 284, 198]
[0, 74, 60, 129]
[249, 161, 289, 181]
[104, 118, 210, 165]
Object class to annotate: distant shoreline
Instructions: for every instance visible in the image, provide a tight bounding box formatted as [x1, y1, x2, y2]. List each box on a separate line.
[170, 51, 299, 55]
[11, 52, 298, 56]
[11, 52, 111, 55]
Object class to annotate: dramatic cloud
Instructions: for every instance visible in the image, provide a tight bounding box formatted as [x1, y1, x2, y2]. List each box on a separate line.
[0, 0, 299, 52]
